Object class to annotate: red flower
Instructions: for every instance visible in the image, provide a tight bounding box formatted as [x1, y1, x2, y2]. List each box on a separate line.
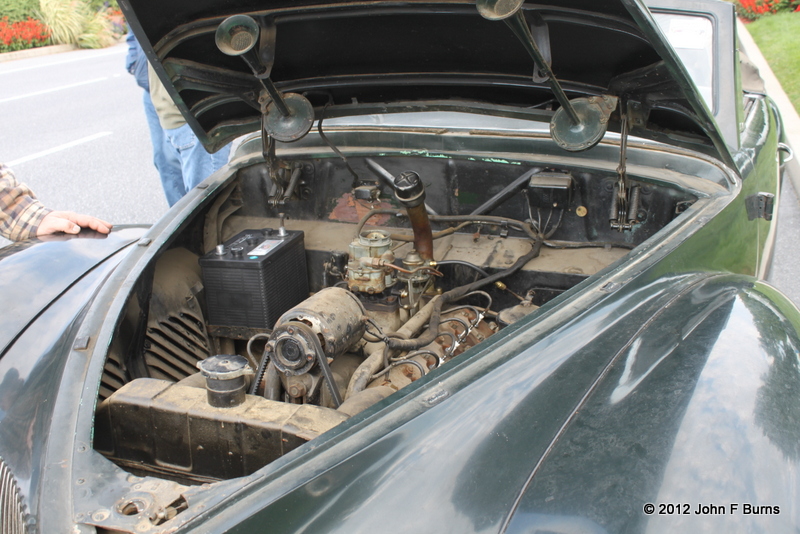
[0, 17, 49, 53]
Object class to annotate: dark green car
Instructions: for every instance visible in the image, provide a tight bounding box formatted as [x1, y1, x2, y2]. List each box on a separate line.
[1, 0, 796, 532]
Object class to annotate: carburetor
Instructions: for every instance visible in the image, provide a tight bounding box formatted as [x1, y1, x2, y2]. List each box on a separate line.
[346, 230, 395, 294]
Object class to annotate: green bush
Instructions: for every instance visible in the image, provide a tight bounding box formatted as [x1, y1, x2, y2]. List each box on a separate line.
[38, 0, 87, 45]
[37, 0, 124, 48]
[87, 0, 118, 10]
[78, 7, 115, 48]
[0, 0, 40, 22]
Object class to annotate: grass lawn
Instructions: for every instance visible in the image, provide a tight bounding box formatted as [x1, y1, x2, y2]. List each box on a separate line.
[745, 12, 800, 113]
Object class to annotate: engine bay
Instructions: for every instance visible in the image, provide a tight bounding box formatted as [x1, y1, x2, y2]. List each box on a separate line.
[94, 152, 698, 485]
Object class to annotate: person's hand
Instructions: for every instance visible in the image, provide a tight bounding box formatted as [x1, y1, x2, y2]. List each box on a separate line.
[36, 211, 113, 237]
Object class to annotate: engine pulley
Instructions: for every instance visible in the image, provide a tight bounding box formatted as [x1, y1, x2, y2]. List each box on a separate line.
[264, 287, 367, 376]
[267, 322, 320, 375]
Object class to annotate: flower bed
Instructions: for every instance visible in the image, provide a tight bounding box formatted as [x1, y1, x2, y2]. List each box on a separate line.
[736, 0, 800, 21]
[0, 17, 50, 53]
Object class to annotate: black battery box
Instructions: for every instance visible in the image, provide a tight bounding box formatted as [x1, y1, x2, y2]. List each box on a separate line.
[199, 228, 309, 332]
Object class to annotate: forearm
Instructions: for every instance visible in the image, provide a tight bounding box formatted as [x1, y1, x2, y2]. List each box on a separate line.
[0, 164, 52, 241]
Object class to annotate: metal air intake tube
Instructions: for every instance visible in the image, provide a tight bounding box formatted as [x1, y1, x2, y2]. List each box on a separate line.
[393, 171, 434, 260]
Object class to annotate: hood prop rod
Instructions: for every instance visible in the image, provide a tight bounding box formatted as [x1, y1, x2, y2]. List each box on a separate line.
[610, 104, 640, 232]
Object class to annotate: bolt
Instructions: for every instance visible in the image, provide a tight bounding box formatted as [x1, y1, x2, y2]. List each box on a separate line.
[288, 384, 306, 397]
[92, 510, 110, 522]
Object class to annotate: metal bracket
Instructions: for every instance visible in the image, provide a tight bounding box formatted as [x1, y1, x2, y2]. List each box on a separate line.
[528, 12, 551, 84]
[609, 106, 640, 232]
[778, 142, 794, 163]
[745, 192, 775, 221]
[626, 100, 648, 130]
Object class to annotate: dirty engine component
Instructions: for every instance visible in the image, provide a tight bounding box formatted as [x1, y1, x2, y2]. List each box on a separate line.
[200, 227, 308, 334]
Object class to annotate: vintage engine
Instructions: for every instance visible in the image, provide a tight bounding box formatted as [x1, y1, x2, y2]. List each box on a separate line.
[247, 169, 501, 408]
[97, 168, 538, 484]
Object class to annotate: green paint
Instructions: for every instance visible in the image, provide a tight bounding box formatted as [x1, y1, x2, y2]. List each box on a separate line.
[458, 191, 480, 204]
[394, 150, 522, 165]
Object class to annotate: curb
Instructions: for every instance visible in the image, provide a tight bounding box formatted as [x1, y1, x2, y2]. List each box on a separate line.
[0, 43, 78, 63]
[737, 20, 800, 196]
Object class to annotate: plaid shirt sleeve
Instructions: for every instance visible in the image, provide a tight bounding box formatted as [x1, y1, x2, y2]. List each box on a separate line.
[0, 163, 52, 241]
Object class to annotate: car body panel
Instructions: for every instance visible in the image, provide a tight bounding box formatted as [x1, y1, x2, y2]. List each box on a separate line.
[121, 0, 734, 166]
[173, 275, 800, 534]
[6, 93, 786, 532]
[645, 0, 741, 150]
[0, 227, 146, 356]
[39, 89, 783, 532]
[0, 227, 146, 526]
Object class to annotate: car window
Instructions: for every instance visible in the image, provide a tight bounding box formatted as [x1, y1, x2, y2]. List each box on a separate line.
[653, 13, 715, 113]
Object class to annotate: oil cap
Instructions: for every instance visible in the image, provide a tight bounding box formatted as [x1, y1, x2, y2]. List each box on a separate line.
[197, 355, 254, 408]
[393, 171, 425, 208]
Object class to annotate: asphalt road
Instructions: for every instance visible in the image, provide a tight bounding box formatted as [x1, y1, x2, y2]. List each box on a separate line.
[1, 43, 799, 305]
[0, 43, 167, 225]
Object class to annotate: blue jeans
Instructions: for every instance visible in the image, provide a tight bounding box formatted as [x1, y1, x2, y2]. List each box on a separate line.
[164, 124, 231, 202]
[143, 92, 230, 207]
[143, 91, 184, 206]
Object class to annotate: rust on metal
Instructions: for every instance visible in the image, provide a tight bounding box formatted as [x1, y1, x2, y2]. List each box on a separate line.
[406, 203, 434, 260]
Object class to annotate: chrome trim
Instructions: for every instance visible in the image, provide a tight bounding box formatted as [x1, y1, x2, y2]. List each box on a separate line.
[0, 457, 29, 534]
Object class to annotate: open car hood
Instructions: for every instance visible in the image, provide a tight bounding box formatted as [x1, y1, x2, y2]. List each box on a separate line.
[122, 0, 735, 166]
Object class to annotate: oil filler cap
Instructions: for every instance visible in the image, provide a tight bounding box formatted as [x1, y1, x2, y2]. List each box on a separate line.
[197, 355, 253, 408]
[393, 171, 425, 207]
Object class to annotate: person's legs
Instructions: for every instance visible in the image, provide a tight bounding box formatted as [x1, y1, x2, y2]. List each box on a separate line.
[164, 123, 231, 193]
[143, 91, 185, 206]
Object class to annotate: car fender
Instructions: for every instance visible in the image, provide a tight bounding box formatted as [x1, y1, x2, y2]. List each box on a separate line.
[0, 227, 145, 526]
[505, 275, 800, 533]
[186, 273, 800, 534]
[0, 226, 147, 357]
